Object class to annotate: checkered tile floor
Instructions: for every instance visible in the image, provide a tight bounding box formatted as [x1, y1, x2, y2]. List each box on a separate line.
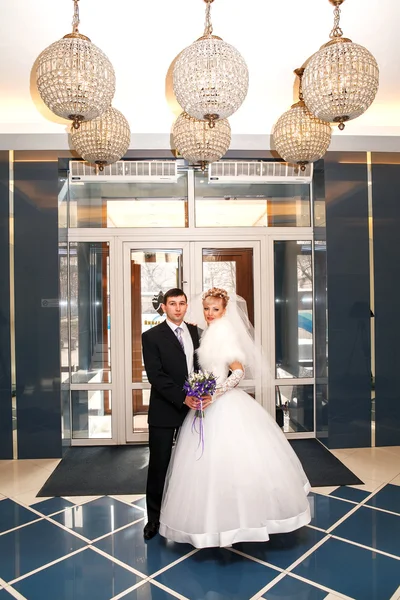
[0, 446, 399, 599]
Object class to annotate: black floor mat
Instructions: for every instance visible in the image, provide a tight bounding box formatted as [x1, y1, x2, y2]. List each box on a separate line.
[289, 438, 363, 487]
[37, 445, 149, 497]
[37, 438, 362, 497]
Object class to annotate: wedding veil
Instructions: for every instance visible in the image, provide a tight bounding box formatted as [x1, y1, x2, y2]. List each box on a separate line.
[186, 291, 271, 387]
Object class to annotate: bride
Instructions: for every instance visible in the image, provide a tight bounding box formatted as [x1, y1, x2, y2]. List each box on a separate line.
[159, 287, 311, 548]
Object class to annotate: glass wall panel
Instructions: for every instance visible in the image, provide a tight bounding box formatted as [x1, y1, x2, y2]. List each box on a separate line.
[314, 239, 328, 439]
[132, 389, 150, 433]
[59, 181, 68, 230]
[276, 384, 314, 432]
[59, 168, 70, 447]
[69, 173, 188, 228]
[59, 243, 69, 384]
[69, 242, 111, 384]
[71, 390, 112, 439]
[195, 172, 310, 227]
[274, 240, 313, 378]
[313, 159, 326, 228]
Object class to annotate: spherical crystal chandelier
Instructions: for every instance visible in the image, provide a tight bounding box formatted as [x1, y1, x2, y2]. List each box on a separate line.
[173, 112, 231, 169]
[273, 68, 332, 171]
[302, 0, 379, 130]
[36, 0, 115, 130]
[70, 107, 131, 171]
[173, 0, 249, 128]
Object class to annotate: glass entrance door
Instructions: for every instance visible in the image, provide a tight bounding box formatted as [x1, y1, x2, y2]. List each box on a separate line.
[122, 243, 189, 442]
[193, 241, 263, 403]
[121, 240, 263, 443]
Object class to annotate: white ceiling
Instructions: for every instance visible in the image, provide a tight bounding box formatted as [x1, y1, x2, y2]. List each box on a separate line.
[1, 0, 399, 150]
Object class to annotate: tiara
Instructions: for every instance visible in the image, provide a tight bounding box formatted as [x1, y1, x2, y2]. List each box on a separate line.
[202, 287, 230, 302]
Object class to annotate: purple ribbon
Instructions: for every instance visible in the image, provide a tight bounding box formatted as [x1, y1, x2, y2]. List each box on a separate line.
[191, 398, 205, 459]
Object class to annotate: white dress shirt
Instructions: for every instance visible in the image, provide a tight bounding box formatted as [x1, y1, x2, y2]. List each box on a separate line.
[166, 319, 194, 374]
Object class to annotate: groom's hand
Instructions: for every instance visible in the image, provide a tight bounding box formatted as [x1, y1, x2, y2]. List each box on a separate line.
[184, 395, 200, 410]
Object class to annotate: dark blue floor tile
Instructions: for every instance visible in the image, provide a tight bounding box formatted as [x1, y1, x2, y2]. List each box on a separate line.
[0, 589, 16, 598]
[333, 505, 400, 557]
[263, 575, 327, 599]
[235, 527, 326, 570]
[94, 520, 194, 577]
[0, 498, 41, 533]
[308, 492, 355, 530]
[329, 486, 370, 503]
[120, 581, 179, 599]
[155, 547, 280, 600]
[132, 497, 146, 511]
[293, 537, 400, 600]
[0, 519, 87, 583]
[13, 548, 143, 600]
[366, 484, 400, 515]
[32, 497, 74, 516]
[50, 496, 145, 541]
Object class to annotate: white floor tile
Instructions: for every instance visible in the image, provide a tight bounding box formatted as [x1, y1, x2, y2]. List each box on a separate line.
[329, 448, 359, 459]
[323, 593, 355, 600]
[0, 460, 52, 497]
[11, 489, 52, 507]
[338, 448, 400, 485]
[110, 494, 145, 505]
[348, 478, 384, 493]
[310, 486, 339, 496]
[379, 446, 400, 458]
[63, 495, 102, 505]
[29, 458, 61, 472]
[390, 474, 400, 486]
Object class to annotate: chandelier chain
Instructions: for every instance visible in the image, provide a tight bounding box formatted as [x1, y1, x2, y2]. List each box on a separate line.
[72, 0, 80, 34]
[329, 5, 343, 39]
[298, 75, 303, 101]
[203, 2, 213, 37]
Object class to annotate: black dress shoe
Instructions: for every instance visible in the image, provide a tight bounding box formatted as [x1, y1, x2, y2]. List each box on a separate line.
[143, 521, 159, 540]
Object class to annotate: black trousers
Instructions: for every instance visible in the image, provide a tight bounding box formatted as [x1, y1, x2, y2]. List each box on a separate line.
[146, 426, 178, 523]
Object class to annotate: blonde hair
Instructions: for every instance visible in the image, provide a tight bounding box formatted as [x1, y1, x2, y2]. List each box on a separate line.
[202, 287, 230, 308]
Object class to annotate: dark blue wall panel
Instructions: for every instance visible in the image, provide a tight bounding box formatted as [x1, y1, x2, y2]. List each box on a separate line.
[14, 158, 61, 458]
[372, 155, 400, 446]
[325, 152, 371, 448]
[0, 151, 12, 459]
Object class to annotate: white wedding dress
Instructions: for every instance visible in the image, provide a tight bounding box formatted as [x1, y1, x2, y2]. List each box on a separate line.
[159, 316, 311, 548]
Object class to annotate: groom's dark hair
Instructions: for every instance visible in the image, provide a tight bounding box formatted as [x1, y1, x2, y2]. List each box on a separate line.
[163, 288, 187, 304]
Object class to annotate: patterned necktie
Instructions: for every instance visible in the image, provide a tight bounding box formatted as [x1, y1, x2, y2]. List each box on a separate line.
[175, 326, 185, 352]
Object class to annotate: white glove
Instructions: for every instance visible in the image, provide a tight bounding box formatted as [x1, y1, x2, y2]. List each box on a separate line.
[214, 369, 244, 400]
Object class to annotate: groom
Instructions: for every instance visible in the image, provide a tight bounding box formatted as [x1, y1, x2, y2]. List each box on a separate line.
[142, 288, 208, 540]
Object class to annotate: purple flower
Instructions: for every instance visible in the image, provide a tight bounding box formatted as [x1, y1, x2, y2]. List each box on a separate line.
[183, 370, 217, 403]
[183, 371, 217, 459]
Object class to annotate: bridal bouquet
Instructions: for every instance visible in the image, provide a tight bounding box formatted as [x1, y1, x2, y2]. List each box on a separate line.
[183, 370, 217, 457]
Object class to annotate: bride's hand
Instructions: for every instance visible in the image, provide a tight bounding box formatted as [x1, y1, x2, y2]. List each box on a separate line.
[201, 395, 213, 409]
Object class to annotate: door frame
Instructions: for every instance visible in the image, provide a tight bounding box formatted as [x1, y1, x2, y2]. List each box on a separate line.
[121, 240, 191, 443]
[191, 240, 267, 408]
[67, 228, 315, 445]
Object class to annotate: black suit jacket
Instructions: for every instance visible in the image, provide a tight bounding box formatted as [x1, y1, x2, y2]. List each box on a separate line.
[142, 320, 200, 428]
